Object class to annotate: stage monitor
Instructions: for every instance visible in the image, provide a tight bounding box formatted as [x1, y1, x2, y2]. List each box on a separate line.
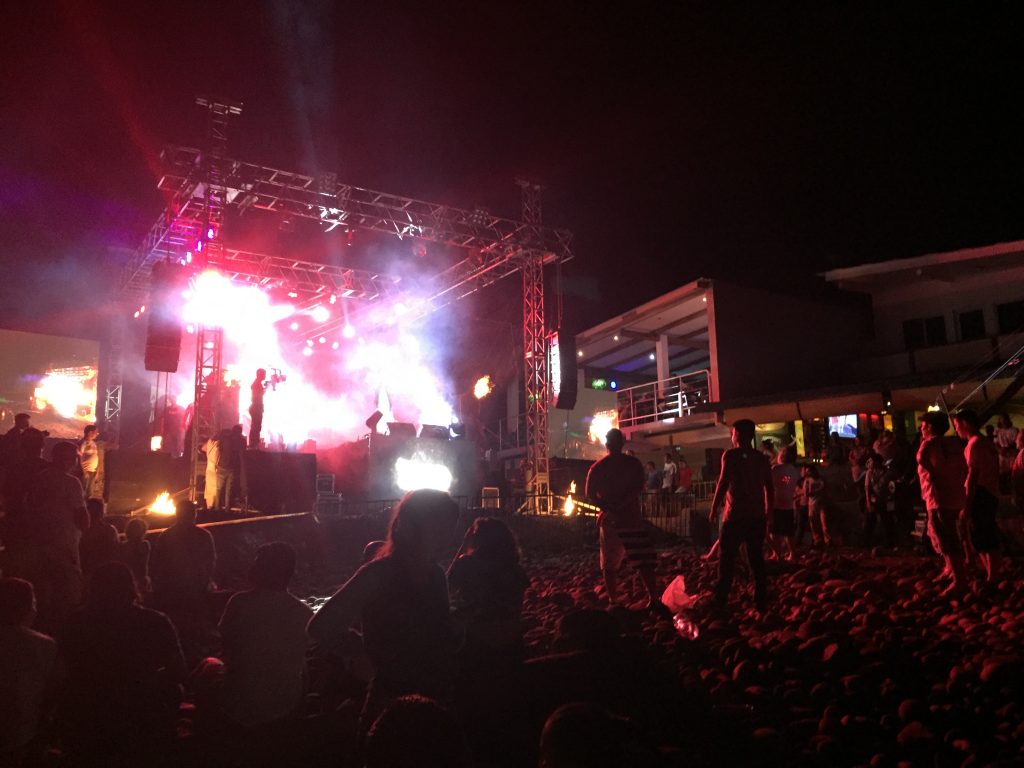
[418, 424, 450, 440]
[0, 328, 100, 439]
[386, 422, 417, 439]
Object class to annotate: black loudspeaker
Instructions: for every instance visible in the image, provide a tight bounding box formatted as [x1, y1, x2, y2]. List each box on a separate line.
[144, 262, 187, 372]
[418, 424, 450, 440]
[386, 422, 417, 439]
[550, 329, 578, 410]
[241, 450, 317, 514]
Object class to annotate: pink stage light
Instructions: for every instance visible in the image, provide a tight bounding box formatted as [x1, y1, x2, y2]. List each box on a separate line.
[289, 322, 299, 331]
[311, 305, 330, 323]
[342, 323, 356, 339]
[302, 347, 313, 357]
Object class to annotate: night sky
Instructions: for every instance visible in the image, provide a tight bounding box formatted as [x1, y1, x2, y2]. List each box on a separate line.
[2, 3, 1023, 343]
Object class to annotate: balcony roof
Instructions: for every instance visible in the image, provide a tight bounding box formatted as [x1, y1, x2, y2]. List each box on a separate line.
[575, 279, 712, 376]
[822, 239, 1024, 291]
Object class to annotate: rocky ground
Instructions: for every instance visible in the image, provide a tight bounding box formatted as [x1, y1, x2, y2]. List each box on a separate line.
[514, 536, 1024, 767]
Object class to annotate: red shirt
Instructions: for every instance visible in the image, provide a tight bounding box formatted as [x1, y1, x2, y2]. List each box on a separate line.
[917, 436, 967, 512]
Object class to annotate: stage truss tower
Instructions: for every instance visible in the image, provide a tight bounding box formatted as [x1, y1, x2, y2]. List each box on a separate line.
[187, 97, 241, 501]
[517, 180, 550, 512]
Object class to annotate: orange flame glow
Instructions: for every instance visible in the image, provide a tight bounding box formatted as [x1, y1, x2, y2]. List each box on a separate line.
[148, 492, 176, 516]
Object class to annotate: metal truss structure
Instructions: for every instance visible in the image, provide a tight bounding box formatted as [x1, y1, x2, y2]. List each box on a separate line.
[517, 180, 550, 511]
[103, 314, 125, 441]
[114, 99, 573, 511]
[190, 325, 224, 501]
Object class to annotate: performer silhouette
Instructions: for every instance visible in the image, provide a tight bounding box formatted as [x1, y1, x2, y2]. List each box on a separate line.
[249, 369, 266, 449]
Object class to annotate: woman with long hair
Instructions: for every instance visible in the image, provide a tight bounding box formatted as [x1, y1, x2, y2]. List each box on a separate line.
[307, 489, 461, 735]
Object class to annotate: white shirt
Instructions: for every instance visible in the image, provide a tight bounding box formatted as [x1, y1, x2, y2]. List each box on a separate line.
[662, 460, 678, 489]
[80, 438, 99, 473]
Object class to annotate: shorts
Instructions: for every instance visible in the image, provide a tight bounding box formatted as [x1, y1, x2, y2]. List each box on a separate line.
[968, 487, 1000, 553]
[600, 524, 656, 572]
[771, 508, 795, 536]
[926, 506, 960, 556]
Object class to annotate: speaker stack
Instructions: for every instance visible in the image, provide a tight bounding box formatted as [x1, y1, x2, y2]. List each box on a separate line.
[144, 262, 188, 373]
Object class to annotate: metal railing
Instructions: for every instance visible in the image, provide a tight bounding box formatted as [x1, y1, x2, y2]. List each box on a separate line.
[616, 370, 712, 429]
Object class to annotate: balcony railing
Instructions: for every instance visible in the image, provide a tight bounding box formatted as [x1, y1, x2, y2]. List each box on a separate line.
[616, 370, 712, 429]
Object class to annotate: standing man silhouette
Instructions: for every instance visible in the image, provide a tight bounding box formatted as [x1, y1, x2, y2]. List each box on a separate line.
[586, 429, 660, 609]
[248, 369, 266, 449]
[709, 419, 774, 611]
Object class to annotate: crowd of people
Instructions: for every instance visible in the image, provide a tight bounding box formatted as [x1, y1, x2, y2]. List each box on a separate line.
[0, 418, 654, 768]
[1, 406, 1023, 766]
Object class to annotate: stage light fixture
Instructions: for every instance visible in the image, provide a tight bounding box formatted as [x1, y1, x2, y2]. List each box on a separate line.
[302, 347, 313, 357]
[649, 353, 656, 360]
[610, 380, 618, 390]
[311, 305, 330, 323]
[289, 322, 299, 331]
[365, 410, 384, 430]
[395, 457, 453, 492]
[306, 339, 314, 347]
[318, 336, 327, 344]
[342, 324, 356, 339]
[331, 341, 340, 350]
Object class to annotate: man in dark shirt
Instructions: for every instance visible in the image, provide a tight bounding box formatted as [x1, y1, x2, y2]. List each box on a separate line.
[585, 429, 659, 609]
[709, 419, 774, 611]
[150, 500, 216, 608]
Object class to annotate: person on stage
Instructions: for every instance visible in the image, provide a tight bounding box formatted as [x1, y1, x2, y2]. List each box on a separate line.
[248, 369, 266, 449]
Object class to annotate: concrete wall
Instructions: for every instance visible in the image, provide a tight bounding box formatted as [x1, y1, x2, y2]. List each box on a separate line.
[864, 263, 1024, 356]
[707, 280, 872, 401]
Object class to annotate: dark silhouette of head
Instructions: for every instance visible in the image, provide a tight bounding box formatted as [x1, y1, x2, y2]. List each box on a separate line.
[539, 702, 627, 768]
[20, 428, 46, 458]
[779, 445, 796, 464]
[87, 562, 138, 611]
[604, 428, 625, 454]
[365, 695, 469, 768]
[0, 578, 36, 627]
[175, 499, 198, 526]
[460, 517, 520, 566]
[919, 411, 950, 437]
[952, 409, 981, 434]
[382, 489, 458, 563]
[13, 412, 30, 430]
[249, 542, 296, 590]
[83, 424, 98, 439]
[50, 441, 79, 472]
[731, 419, 756, 447]
[255, 368, 266, 380]
[86, 497, 106, 524]
[125, 517, 148, 543]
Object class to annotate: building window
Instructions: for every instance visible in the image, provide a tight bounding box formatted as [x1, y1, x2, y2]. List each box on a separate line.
[902, 316, 947, 350]
[958, 309, 986, 341]
[996, 299, 1024, 335]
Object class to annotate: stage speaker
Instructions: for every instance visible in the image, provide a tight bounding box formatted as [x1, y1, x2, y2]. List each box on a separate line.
[386, 422, 417, 439]
[418, 424, 450, 440]
[144, 262, 187, 372]
[241, 450, 317, 514]
[549, 329, 578, 410]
